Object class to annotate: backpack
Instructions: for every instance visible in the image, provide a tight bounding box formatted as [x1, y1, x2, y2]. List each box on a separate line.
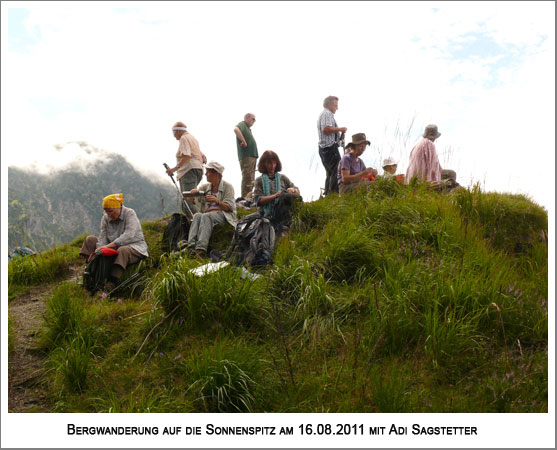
[266, 193, 302, 234]
[161, 213, 191, 253]
[226, 212, 276, 267]
[83, 248, 118, 294]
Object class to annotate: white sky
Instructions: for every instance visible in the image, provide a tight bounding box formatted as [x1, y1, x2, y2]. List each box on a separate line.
[1, 1, 555, 209]
[0, 2, 555, 446]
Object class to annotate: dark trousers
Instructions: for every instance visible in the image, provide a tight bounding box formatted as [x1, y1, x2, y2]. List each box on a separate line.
[318, 143, 341, 195]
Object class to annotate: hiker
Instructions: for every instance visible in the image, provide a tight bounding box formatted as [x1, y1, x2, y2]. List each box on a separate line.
[405, 124, 443, 183]
[165, 121, 206, 214]
[382, 157, 405, 182]
[186, 161, 238, 257]
[80, 193, 149, 291]
[382, 157, 398, 179]
[337, 133, 378, 195]
[318, 95, 347, 196]
[234, 113, 258, 202]
[253, 150, 300, 233]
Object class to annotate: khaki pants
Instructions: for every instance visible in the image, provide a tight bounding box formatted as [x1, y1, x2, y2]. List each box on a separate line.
[187, 211, 227, 252]
[239, 157, 257, 200]
[80, 235, 144, 279]
[179, 169, 203, 214]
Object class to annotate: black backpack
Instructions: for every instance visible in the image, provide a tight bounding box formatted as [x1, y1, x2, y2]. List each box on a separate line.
[83, 250, 117, 294]
[226, 212, 276, 267]
[161, 213, 191, 253]
[266, 193, 302, 234]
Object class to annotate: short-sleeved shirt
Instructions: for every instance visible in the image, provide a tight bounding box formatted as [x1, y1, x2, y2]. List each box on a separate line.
[317, 109, 339, 148]
[176, 132, 204, 180]
[236, 121, 258, 160]
[337, 153, 366, 185]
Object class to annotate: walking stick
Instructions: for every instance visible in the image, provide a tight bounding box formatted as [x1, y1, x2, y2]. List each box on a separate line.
[163, 163, 194, 221]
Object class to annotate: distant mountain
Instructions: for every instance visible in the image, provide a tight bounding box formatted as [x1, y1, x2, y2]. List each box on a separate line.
[8, 143, 180, 251]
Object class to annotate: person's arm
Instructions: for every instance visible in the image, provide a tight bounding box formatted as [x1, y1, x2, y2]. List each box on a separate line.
[257, 190, 282, 206]
[112, 209, 143, 247]
[341, 167, 376, 184]
[234, 126, 247, 148]
[323, 125, 347, 135]
[96, 216, 109, 248]
[166, 136, 192, 174]
[281, 175, 300, 195]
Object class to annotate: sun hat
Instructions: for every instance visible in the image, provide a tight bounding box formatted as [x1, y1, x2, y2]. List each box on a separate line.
[423, 124, 441, 139]
[205, 161, 225, 174]
[102, 193, 124, 208]
[382, 157, 398, 168]
[345, 133, 371, 149]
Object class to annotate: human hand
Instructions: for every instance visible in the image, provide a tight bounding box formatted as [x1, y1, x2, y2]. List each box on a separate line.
[286, 187, 297, 194]
[166, 167, 174, 175]
[340, 127, 347, 133]
[190, 189, 199, 195]
[205, 194, 219, 203]
[240, 141, 247, 148]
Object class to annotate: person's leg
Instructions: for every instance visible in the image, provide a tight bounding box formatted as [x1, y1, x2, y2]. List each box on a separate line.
[319, 144, 341, 195]
[187, 213, 203, 247]
[195, 211, 227, 252]
[239, 157, 257, 199]
[105, 246, 143, 290]
[80, 235, 98, 259]
[179, 169, 203, 214]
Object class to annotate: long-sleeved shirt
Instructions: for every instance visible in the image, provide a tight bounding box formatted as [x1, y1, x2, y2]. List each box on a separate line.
[253, 173, 298, 207]
[97, 206, 149, 257]
[405, 138, 442, 183]
[196, 179, 238, 228]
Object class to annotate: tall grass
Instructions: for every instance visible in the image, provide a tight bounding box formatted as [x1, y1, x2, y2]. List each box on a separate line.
[149, 255, 264, 331]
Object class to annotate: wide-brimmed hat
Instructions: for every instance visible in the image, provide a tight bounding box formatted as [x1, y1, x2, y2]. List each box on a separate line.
[382, 157, 398, 168]
[205, 160, 225, 174]
[345, 133, 371, 149]
[423, 124, 441, 139]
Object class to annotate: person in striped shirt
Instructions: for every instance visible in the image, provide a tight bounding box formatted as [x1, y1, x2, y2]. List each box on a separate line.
[317, 96, 347, 196]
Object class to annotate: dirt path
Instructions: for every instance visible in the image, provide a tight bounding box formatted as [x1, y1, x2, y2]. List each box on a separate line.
[8, 265, 83, 412]
[8, 286, 51, 412]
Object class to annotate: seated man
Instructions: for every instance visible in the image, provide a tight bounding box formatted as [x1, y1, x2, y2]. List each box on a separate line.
[186, 161, 238, 257]
[337, 133, 378, 195]
[80, 193, 149, 291]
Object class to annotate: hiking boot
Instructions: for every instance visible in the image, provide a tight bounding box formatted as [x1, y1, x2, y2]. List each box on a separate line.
[194, 249, 207, 258]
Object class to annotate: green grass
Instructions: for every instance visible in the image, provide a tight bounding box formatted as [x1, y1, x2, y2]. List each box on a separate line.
[21, 182, 547, 413]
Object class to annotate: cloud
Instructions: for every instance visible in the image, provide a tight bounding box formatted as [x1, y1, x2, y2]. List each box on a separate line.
[2, 2, 554, 207]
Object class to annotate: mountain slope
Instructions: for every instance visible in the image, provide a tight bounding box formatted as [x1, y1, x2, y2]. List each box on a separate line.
[8, 146, 179, 251]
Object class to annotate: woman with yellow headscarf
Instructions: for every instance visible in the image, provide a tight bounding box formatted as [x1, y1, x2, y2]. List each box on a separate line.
[79, 193, 149, 292]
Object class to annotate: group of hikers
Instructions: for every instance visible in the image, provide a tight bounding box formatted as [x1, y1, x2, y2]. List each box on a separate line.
[79, 95, 457, 293]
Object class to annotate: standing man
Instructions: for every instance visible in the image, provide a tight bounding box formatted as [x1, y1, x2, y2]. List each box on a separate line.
[166, 121, 206, 214]
[318, 96, 347, 196]
[234, 113, 258, 201]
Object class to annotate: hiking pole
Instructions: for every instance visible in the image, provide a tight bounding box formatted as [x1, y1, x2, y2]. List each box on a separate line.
[163, 163, 194, 221]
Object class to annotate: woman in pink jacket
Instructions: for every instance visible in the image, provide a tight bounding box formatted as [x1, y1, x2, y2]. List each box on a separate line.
[405, 124, 442, 183]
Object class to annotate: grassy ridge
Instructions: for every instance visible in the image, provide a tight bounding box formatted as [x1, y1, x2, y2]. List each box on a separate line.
[10, 180, 548, 412]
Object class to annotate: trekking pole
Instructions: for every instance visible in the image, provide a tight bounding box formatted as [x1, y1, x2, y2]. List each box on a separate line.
[163, 163, 194, 221]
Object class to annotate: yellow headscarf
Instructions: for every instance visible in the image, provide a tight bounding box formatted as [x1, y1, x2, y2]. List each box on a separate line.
[102, 193, 124, 208]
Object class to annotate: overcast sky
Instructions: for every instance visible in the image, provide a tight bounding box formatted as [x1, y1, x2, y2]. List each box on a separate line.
[2, 1, 554, 211]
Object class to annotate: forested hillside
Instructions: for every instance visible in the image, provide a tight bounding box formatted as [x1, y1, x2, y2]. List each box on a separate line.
[8, 149, 178, 252]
